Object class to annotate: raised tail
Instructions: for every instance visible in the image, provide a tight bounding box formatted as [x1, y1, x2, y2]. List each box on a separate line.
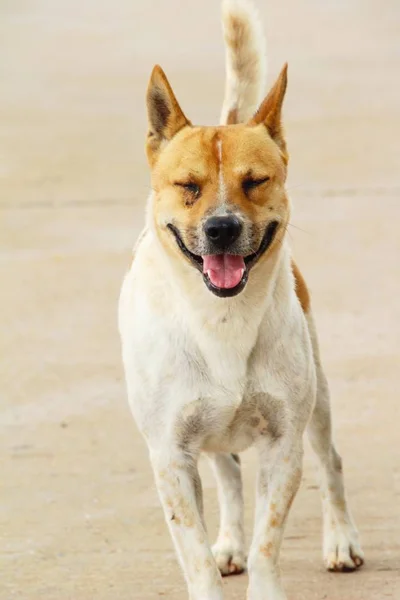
[220, 0, 267, 125]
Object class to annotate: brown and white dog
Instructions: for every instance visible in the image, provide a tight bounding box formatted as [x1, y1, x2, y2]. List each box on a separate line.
[119, 1, 364, 598]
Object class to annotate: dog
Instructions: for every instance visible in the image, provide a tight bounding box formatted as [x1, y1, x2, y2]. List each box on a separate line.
[119, 1, 364, 598]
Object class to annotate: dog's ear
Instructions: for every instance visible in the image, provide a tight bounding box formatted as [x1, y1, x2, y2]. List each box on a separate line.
[248, 63, 288, 157]
[146, 65, 191, 166]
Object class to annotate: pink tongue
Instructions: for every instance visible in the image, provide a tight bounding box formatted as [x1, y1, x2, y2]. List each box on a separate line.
[202, 254, 245, 289]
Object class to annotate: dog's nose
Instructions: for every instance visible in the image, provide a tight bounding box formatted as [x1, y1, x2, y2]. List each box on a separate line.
[204, 215, 243, 249]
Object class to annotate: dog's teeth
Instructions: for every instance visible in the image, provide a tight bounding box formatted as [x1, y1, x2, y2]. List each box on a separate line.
[240, 269, 244, 278]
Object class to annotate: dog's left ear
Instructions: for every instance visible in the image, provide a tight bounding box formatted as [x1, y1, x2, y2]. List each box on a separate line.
[146, 65, 191, 167]
[248, 63, 288, 157]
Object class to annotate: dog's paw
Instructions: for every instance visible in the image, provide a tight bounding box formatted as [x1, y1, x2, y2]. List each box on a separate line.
[212, 542, 246, 576]
[324, 524, 364, 572]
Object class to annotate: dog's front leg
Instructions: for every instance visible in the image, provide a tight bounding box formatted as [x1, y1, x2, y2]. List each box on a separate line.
[247, 438, 303, 600]
[150, 446, 223, 600]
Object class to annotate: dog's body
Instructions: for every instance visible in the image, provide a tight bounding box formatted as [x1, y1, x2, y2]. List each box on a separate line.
[119, 1, 363, 598]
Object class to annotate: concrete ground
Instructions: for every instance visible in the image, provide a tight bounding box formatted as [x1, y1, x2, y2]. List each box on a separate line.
[1, 0, 399, 598]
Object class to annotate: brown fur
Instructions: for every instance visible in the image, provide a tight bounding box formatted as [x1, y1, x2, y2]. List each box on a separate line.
[292, 260, 310, 313]
[220, 0, 266, 125]
[146, 64, 313, 310]
[224, 13, 260, 101]
[226, 107, 238, 124]
[150, 122, 289, 269]
[146, 65, 191, 167]
[249, 64, 288, 160]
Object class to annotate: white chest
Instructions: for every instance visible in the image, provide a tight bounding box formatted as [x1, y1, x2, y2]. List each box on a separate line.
[120, 277, 314, 454]
[119, 237, 315, 454]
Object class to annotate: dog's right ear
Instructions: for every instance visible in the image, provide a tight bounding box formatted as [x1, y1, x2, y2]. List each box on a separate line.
[146, 65, 191, 167]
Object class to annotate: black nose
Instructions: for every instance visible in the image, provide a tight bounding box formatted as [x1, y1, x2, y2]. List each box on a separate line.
[204, 215, 243, 249]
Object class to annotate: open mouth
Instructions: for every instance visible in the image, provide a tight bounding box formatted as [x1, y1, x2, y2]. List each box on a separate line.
[167, 221, 279, 298]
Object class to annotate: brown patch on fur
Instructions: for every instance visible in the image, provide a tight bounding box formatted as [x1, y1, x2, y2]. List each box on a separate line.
[172, 494, 195, 528]
[161, 470, 200, 529]
[260, 541, 274, 558]
[226, 106, 238, 124]
[292, 260, 310, 313]
[333, 499, 346, 512]
[223, 14, 260, 112]
[255, 395, 285, 441]
[268, 501, 281, 528]
[171, 513, 181, 525]
[226, 14, 249, 54]
[249, 416, 260, 428]
[284, 467, 302, 511]
[148, 88, 171, 135]
[269, 514, 280, 528]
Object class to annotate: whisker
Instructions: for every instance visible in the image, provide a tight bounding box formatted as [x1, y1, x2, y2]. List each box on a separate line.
[285, 228, 294, 242]
[287, 222, 312, 235]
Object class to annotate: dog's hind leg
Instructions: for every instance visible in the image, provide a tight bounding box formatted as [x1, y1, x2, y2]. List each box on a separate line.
[208, 452, 246, 575]
[306, 312, 364, 572]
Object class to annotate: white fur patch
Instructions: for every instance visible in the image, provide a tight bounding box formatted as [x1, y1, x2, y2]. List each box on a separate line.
[217, 139, 227, 206]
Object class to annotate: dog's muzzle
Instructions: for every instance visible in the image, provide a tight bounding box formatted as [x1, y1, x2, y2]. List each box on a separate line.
[167, 220, 279, 298]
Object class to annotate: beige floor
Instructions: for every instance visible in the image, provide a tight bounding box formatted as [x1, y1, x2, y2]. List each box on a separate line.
[1, 1, 400, 599]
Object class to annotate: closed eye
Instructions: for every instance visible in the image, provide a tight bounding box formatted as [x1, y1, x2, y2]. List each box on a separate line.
[242, 176, 270, 194]
[175, 181, 201, 198]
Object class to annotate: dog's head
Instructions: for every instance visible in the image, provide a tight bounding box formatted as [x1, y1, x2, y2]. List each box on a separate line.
[146, 65, 290, 298]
